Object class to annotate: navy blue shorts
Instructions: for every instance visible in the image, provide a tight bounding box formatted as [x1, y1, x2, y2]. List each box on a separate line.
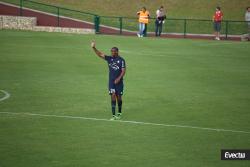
[109, 81, 124, 95]
[214, 22, 221, 32]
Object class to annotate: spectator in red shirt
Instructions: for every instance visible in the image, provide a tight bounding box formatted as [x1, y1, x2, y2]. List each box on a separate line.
[213, 6, 223, 40]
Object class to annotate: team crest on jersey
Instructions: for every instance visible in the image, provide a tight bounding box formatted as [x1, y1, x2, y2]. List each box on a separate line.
[109, 62, 120, 70]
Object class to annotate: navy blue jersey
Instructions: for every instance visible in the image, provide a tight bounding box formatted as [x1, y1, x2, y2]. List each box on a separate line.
[104, 55, 126, 82]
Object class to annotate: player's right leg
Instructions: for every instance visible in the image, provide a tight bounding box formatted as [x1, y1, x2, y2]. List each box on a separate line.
[110, 93, 117, 120]
[115, 82, 124, 119]
[109, 82, 117, 120]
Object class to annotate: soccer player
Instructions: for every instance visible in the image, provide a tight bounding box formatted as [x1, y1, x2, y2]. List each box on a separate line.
[213, 6, 223, 40]
[91, 41, 126, 120]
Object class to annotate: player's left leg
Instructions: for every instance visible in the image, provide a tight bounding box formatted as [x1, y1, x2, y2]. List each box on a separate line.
[115, 82, 124, 119]
[117, 95, 122, 117]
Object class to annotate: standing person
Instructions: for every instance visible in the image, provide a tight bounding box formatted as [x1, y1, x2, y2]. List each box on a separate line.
[155, 6, 166, 37]
[245, 7, 250, 40]
[137, 7, 150, 37]
[213, 6, 223, 40]
[91, 41, 126, 120]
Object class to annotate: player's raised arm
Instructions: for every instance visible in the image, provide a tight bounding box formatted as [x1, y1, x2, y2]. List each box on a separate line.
[91, 41, 105, 59]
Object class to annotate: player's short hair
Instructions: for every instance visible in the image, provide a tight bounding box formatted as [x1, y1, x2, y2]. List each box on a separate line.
[111, 47, 119, 52]
[247, 7, 250, 10]
[216, 6, 221, 10]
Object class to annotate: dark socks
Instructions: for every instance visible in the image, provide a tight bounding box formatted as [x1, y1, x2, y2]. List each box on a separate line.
[118, 100, 122, 113]
[111, 100, 116, 115]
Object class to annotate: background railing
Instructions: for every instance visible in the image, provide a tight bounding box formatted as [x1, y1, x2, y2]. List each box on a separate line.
[2, 0, 248, 38]
[19, 0, 97, 27]
[96, 16, 248, 38]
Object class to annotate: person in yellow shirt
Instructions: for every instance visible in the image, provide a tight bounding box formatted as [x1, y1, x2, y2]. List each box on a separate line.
[137, 7, 150, 37]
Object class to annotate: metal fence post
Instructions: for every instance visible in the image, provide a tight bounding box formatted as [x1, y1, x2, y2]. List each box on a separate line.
[20, 0, 23, 16]
[184, 19, 187, 38]
[225, 21, 229, 40]
[94, 15, 100, 34]
[57, 7, 60, 27]
[119, 17, 123, 35]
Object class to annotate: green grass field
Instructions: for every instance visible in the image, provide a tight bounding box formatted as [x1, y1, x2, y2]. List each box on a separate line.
[0, 30, 250, 167]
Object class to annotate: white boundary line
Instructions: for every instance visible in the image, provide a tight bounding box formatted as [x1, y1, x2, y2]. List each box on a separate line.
[0, 111, 249, 134]
[0, 90, 10, 102]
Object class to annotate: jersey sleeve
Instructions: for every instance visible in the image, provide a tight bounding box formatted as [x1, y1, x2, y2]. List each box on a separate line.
[104, 55, 111, 62]
[121, 59, 126, 69]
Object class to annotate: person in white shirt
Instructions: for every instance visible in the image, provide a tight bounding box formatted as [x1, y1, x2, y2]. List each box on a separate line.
[245, 7, 250, 31]
[242, 7, 250, 41]
[155, 6, 166, 37]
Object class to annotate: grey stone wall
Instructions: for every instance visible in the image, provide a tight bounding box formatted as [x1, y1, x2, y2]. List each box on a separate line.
[0, 16, 2, 29]
[0, 15, 36, 30]
[0, 15, 94, 34]
[33, 26, 95, 34]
